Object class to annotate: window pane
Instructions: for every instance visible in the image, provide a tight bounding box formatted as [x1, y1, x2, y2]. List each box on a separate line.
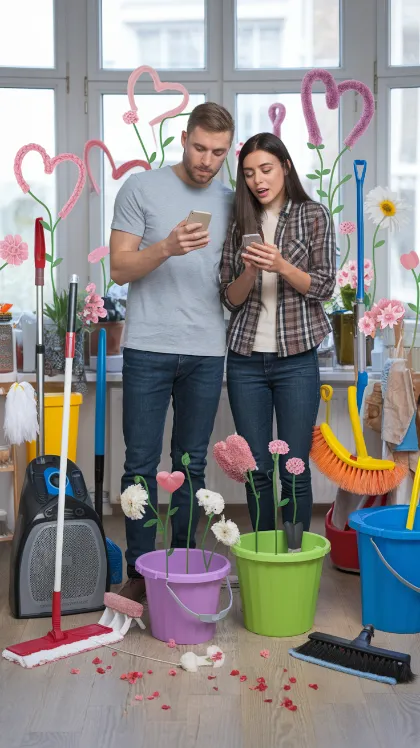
[0, 1, 54, 68]
[101, 0, 206, 70]
[235, 0, 340, 69]
[389, 88, 420, 306]
[0, 89, 56, 312]
[236, 93, 339, 202]
[102, 93, 205, 243]
[390, 0, 420, 66]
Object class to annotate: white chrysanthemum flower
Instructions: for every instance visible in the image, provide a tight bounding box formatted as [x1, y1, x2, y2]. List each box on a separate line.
[196, 488, 225, 516]
[364, 186, 410, 231]
[211, 515, 240, 547]
[119, 484, 148, 520]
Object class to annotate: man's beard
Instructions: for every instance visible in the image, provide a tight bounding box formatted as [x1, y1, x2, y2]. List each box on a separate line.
[183, 151, 217, 185]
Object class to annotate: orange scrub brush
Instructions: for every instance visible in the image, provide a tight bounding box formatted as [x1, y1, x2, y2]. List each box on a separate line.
[311, 384, 408, 496]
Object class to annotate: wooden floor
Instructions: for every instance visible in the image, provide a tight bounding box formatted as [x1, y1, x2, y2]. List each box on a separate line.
[1, 506, 420, 748]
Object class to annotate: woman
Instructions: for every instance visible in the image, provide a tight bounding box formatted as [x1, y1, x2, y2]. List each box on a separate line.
[220, 133, 336, 533]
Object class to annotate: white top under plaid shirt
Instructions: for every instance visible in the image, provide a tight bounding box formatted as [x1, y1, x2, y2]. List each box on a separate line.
[220, 199, 336, 358]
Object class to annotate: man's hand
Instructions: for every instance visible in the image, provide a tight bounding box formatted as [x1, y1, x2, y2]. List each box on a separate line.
[162, 220, 210, 257]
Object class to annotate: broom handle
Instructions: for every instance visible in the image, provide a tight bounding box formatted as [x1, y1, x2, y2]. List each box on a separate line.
[406, 456, 420, 530]
[35, 218, 46, 457]
[52, 275, 78, 635]
[94, 327, 106, 520]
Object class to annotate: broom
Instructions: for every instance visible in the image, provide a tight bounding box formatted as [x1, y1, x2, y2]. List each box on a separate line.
[2, 276, 123, 668]
[310, 384, 408, 495]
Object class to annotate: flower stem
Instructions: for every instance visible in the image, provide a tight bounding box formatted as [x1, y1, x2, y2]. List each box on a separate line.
[133, 123, 151, 164]
[164, 493, 173, 578]
[101, 258, 107, 298]
[371, 218, 385, 307]
[316, 147, 324, 203]
[328, 146, 349, 215]
[225, 158, 236, 190]
[272, 455, 279, 555]
[206, 539, 219, 572]
[0, 262, 7, 271]
[184, 462, 194, 574]
[292, 475, 297, 525]
[158, 111, 189, 168]
[340, 234, 351, 270]
[201, 513, 214, 572]
[137, 476, 165, 533]
[28, 190, 57, 303]
[247, 470, 260, 553]
[411, 268, 420, 352]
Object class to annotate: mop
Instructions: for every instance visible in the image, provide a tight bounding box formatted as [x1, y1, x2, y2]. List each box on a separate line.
[2, 276, 123, 668]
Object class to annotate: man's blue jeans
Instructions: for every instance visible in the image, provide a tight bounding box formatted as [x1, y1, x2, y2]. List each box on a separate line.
[121, 348, 225, 576]
[226, 348, 320, 532]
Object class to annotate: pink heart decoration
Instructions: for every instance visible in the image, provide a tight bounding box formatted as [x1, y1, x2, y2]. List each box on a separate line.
[14, 143, 86, 219]
[123, 65, 190, 129]
[156, 471, 185, 494]
[83, 139, 151, 195]
[301, 69, 375, 148]
[268, 103, 286, 139]
[400, 251, 420, 271]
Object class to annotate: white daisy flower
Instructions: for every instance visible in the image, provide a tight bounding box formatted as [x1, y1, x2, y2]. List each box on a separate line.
[196, 488, 225, 516]
[119, 484, 148, 520]
[364, 186, 410, 231]
[211, 515, 240, 547]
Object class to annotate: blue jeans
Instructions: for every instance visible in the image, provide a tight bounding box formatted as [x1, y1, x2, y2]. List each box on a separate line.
[226, 349, 320, 532]
[121, 348, 225, 575]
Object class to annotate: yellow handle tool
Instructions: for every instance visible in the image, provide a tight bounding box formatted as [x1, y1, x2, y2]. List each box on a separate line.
[406, 458, 420, 530]
[320, 384, 333, 425]
[348, 385, 368, 459]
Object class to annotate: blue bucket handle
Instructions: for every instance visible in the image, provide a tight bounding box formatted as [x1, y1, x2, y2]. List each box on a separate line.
[371, 538, 420, 593]
[165, 577, 233, 623]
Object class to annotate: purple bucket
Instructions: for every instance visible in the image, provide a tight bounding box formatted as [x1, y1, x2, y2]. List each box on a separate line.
[136, 549, 232, 644]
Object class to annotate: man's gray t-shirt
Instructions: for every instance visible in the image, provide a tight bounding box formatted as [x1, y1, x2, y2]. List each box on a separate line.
[111, 166, 233, 356]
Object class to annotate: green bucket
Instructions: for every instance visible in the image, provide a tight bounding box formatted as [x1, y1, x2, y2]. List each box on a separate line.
[231, 530, 330, 637]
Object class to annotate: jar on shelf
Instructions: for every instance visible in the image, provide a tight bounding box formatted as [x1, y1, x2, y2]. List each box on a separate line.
[0, 509, 9, 537]
[0, 307, 14, 374]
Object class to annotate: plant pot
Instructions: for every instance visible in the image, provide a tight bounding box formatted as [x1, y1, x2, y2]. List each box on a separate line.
[136, 548, 232, 644]
[231, 530, 330, 637]
[330, 311, 373, 366]
[90, 321, 124, 357]
[284, 521, 304, 553]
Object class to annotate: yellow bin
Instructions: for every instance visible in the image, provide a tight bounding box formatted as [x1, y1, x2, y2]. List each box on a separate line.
[26, 392, 83, 463]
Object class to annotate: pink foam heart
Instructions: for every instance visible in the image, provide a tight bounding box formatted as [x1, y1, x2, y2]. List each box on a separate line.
[124, 65, 189, 129]
[14, 143, 86, 219]
[156, 471, 185, 493]
[83, 139, 151, 195]
[301, 69, 375, 148]
[400, 251, 419, 271]
[268, 103, 286, 139]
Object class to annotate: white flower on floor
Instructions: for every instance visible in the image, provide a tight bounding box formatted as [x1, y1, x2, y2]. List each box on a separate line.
[179, 646, 225, 672]
[119, 484, 148, 520]
[211, 515, 240, 547]
[196, 488, 225, 516]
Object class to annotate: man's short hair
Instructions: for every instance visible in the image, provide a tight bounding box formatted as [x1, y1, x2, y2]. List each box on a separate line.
[187, 102, 235, 138]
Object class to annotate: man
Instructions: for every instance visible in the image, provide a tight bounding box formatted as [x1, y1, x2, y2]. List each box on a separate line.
[110, 102, 235, 602]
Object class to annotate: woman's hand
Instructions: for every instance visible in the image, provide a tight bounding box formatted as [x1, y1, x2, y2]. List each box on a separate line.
[242, 242, 284, 274]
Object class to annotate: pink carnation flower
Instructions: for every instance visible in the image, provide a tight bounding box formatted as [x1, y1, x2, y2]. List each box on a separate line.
[81, 282, 107, 324]
[0, 234, 28, 266]
[213, 435, 256, 483]
[88, 245, 110, 264]
[377, 303, 404, 330]
[358, 315, 376, 336]
[339, 221, 356, 235]
[269, 440, 289, 455]
[285, 458, 305, 476]
[123, 110, 139, 125]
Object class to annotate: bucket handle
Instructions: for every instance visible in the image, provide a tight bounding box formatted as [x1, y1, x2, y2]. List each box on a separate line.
[370, 538, 420, 593]
[165, 576, 233, 623]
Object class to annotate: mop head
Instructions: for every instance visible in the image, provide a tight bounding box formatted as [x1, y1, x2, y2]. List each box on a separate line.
[2, 624, 124, 669]
[289, 626, 415, 686]
[310, 426, 408, 495]
[4, 382, 39, 445]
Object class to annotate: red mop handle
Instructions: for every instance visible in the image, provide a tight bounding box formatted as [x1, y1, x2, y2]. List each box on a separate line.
[34, 217, 46, 286]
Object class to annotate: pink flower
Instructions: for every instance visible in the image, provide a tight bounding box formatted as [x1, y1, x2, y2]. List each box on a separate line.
[210, 651, 224, 662]
[81, 282, 107, 324]
[400, 251, 420, 271]
[358, 315, 376, 336]
[364, 259, 373, 271]
[213, 435, 256, 483]
[377, 303, 405, 330]
[123, 110, 139, 125]
[339, 221, 356, 235]
[269, 440, 289, 455]
[349, 271, 358, 290]
[0, 234, 28, 266]
[348, 260, 357, 272]
[168, 669, 177, 676]
[285, 458, 305, 476]
[260, 649, 270, 659]
[337, 270, 349, 288]
[235, 142, 244, 159]
[268, 103, 286, 139]
[86, 282, 95, 294]
[301, 69, 339, 146]
[134, 694, 143, 701]
[70, 668, 80, 674]
[161, 704, 171, 710]
[88, 245, 110, 264]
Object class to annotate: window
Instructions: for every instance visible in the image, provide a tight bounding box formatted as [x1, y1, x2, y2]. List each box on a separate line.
[0, 0, 55, 69]
[390, 0, 420, 66]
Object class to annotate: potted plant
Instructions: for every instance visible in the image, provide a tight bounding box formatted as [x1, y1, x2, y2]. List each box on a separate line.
[119, 452, 239, 645]
[213, 435, 330, 638]
[88, 246, 126, 357]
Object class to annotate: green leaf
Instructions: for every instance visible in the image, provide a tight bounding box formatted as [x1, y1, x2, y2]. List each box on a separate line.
[143, 518, 158, 528]
[169, 506, 179, 516]
[40, 220, 51, 232]
[364, 293, 371, 308]
[332, 204, 344, 215]
[306, 174, 319, 180]
[149, 151, 157, 164]
[181, 453, 191, 467]
[167, 547, 175, 556]
[317, 144, 325, 150]
[53, 258, 63, 268]
[45, 253, 53, 263]
[408, 303, 419, 313]
[307, 142, 316, 150]
[340, 173, 352, 185]
[278, 498, 290, 507]
[321, 168, 331, 175]
[374, 240, 385, 249]
[317, 189, 328, 198]
[162, 136, 174, 148]
[315, 169, 321, 176]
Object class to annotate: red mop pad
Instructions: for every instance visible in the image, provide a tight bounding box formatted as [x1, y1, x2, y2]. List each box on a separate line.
[2, 276, 123, 668]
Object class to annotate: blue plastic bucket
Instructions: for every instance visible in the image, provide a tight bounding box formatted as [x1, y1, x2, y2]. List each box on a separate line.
[349, 505, 420, 633]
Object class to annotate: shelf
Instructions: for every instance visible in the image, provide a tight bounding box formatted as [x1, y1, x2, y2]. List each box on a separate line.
[0, 464, 14, 472]
[0, 534, 13, 543]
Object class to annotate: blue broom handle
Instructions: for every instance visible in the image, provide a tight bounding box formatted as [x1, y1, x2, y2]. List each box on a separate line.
[95, 328, 106, 456]
[354, 160, 367, 303]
